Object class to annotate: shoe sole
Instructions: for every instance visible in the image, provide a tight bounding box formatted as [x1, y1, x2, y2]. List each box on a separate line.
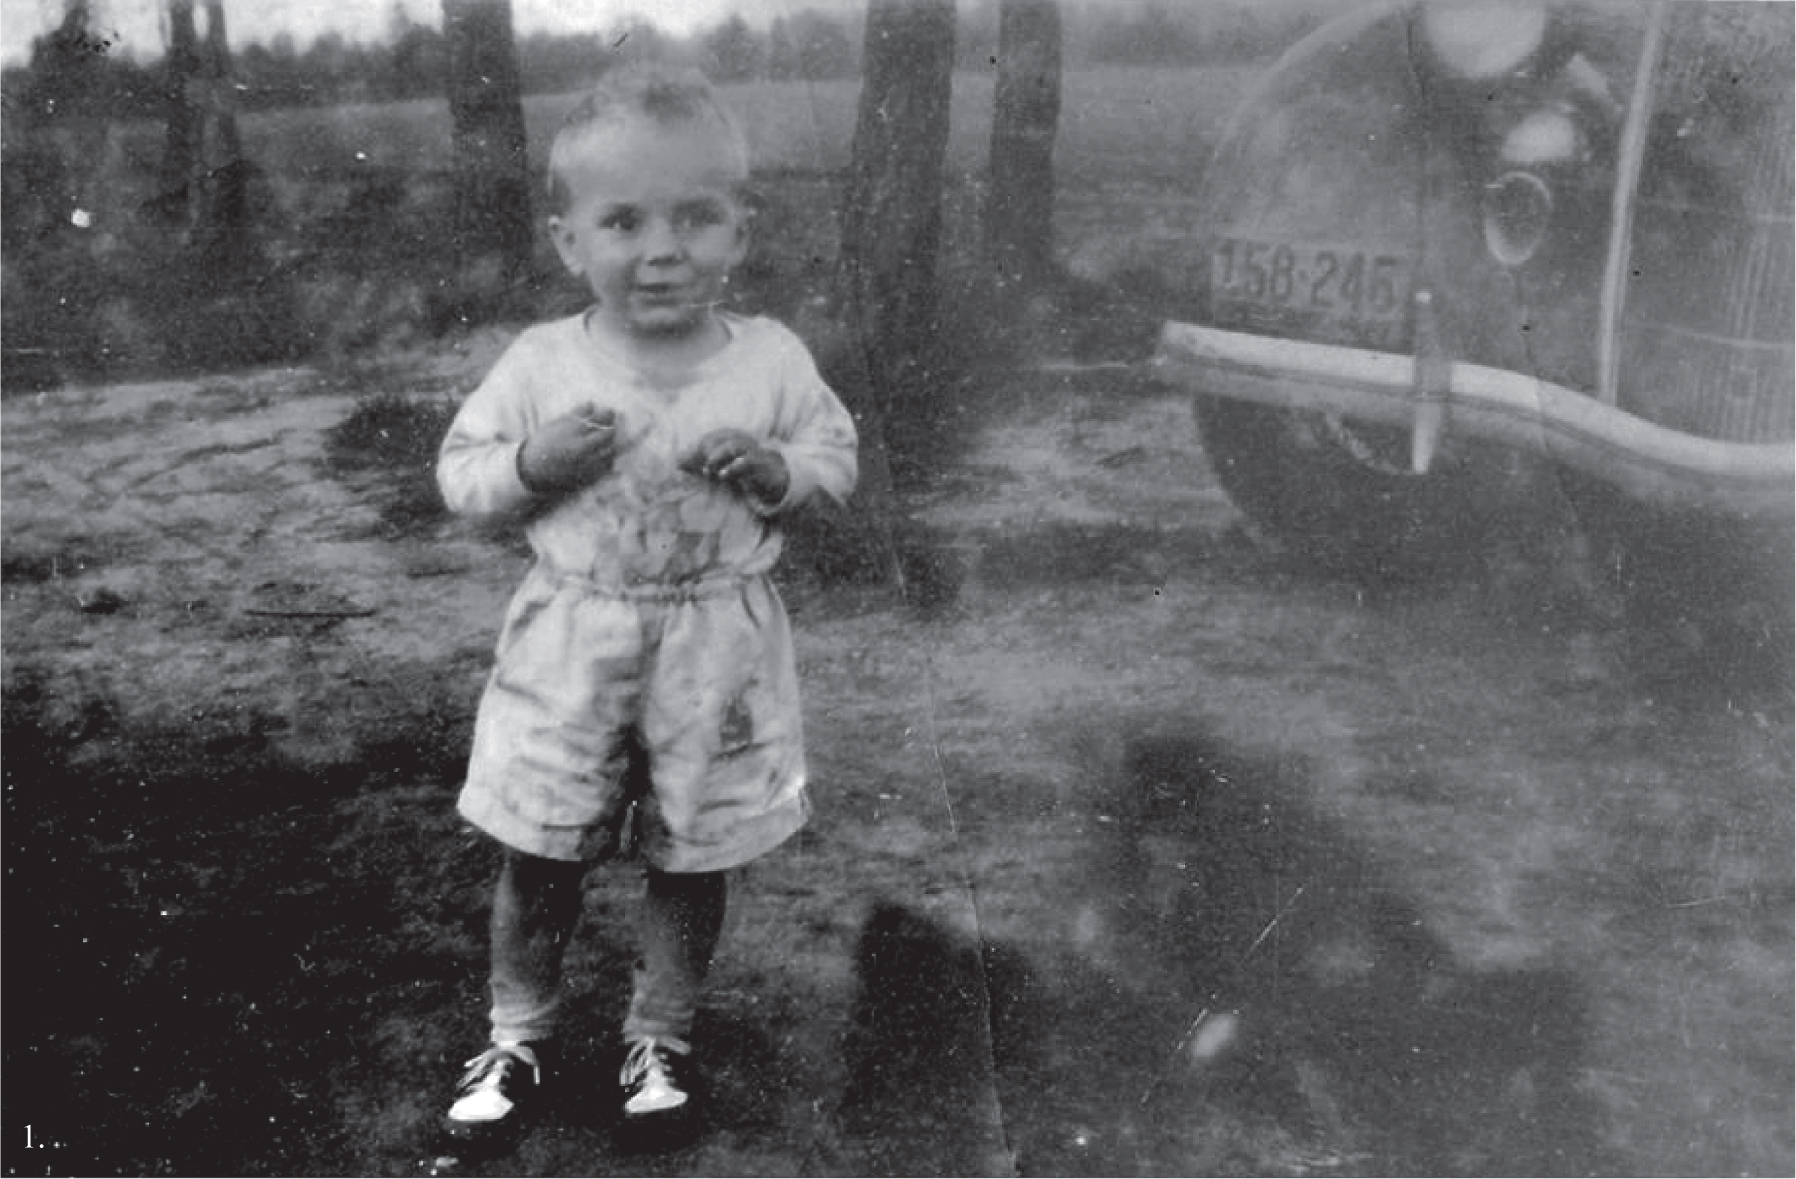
[623, 1099, 691, 1123]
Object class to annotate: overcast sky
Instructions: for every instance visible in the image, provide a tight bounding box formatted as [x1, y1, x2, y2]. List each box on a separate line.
[1, 0, 843, 65]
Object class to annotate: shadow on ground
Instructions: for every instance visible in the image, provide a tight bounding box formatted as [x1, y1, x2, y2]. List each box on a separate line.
[829, 902, 1023, 1176]
[833, 723, 1615, 1177]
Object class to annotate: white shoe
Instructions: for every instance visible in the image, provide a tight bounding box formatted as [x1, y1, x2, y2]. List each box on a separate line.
[619, 1035, 691, 1120]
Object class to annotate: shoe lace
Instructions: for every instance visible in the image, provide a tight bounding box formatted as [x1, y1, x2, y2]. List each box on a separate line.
[460, 1042, 541, 1093]
[619, 1034, 690, 1089]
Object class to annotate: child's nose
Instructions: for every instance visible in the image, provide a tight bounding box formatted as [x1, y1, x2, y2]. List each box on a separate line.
[640, 216, 685, 263]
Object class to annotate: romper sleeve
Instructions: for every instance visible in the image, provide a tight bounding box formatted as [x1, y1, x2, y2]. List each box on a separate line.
[436, 337, 540, 520]
[759, 328, 859, 515]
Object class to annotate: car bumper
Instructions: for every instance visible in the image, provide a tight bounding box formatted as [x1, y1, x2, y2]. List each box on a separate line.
[1154, 320, 1794, 521]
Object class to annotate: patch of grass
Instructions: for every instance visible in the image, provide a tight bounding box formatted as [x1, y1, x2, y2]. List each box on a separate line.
[323, 391, 461, 536]
[0, 528, 148, 594]
[2, 653, 488, 1176]
[1, 541, 84, 585]
[779, 507, 967, 613]
[326, 390, 459, 467]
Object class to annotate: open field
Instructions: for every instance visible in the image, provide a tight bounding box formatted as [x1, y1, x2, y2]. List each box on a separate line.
[212, 67, 1257, 182]
[6, 66, 1240, 385]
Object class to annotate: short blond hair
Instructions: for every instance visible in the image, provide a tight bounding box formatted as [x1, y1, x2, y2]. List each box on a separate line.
[547, 64, 751, 213]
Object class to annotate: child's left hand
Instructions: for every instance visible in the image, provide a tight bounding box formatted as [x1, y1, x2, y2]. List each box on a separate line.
[685, 429, 790, 506]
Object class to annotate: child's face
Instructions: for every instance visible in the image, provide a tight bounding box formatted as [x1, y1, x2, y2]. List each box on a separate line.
[550, 118, 750, 342]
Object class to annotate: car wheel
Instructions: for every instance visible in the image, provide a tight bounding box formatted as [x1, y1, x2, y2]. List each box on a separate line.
[1192, 394, 1513, 580]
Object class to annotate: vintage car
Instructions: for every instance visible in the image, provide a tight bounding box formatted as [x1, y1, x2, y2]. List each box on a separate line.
[1153, 1, 1792, 639]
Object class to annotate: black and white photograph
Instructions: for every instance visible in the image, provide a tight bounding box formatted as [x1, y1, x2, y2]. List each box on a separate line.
[3, 0, 1791, 1174]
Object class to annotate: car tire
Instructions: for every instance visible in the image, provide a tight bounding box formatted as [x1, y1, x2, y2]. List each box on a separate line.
[1192, 394, 1513, 581]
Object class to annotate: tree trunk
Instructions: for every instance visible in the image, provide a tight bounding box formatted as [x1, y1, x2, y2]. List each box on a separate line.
[201, 1, 242, 164]
[828, 0, 956, 589]
[160, 0, 244, 244]
[837, 0, 955, 417]
[986, 0, 1061, 294]
[20, 1, 110, 208]
[160, 0, 202, 217]
[441, 0, 533, 274]
[6, 1, 110, 390]
[193, 0, 251, 265]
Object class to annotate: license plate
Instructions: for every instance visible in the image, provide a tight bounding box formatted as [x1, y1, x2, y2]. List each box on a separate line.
[1209, 237, 1413, 351]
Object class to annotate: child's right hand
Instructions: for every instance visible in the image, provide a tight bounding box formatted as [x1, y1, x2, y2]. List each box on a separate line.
[518, 405, 618, 495]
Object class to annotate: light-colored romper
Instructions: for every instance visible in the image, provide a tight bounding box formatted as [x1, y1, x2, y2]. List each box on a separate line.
[438, 311, 858, 872]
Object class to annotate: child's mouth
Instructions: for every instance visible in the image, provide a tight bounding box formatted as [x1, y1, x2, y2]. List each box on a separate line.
[634, 286, 688, 307]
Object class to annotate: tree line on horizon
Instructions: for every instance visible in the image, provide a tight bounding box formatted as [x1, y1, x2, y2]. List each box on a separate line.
[4, 0, 1328, 119]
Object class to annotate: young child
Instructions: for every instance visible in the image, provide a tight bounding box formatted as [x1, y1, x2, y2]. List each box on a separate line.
[435, 64, 857, 1141]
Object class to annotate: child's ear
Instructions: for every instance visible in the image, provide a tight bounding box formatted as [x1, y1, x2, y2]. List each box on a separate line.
[728, 194, 755, 266]
[728, 215, 752, 267]
[548, 216, 582, 276]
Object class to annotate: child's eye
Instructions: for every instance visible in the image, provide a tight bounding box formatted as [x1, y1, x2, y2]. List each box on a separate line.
[675, 202, 728, 231]
[599, 209, 640, 233]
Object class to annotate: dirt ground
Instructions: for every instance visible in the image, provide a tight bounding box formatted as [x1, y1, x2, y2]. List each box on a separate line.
[3, 339, 1790, 1177]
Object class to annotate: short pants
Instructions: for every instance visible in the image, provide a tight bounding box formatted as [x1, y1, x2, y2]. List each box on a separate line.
[457, 564, 810, 871]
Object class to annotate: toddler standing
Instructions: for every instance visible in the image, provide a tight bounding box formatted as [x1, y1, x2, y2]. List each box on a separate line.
[435, 63, 857, 1143]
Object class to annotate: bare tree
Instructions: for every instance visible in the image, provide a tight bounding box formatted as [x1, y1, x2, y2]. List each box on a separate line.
[833, 0, 955, 448]
[985, 0, 1061, 294]
[824, 0, 956, 582]
[16, 1, 111, 207]
[441, 0, 532, 273]
[155, 0, 246, 244]
[193, 0, 252, 262]
[5, 0, 113, 388]
[200, 1, 241, 165]
[159, 0, 201, 214]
